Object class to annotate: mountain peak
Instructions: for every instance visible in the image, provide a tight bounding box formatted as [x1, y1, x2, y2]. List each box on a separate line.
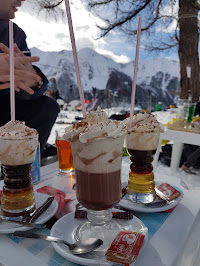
[31, 47, 180, 109]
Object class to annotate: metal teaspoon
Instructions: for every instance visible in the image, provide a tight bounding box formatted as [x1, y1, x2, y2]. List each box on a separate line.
[13, 231, 103, 255]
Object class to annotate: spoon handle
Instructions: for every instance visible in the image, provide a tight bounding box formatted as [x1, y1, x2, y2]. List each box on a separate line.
[13, 231, 71, 246]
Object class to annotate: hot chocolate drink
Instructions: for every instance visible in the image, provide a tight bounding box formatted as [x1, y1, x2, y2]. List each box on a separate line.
[76, 169, 121, 210]
[68, 134, 125, 211]
[64, 107, 126, 241]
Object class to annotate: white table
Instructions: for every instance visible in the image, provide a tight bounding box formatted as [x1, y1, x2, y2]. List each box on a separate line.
[0, 160, 200, 266]
[153, 129, 200, 172]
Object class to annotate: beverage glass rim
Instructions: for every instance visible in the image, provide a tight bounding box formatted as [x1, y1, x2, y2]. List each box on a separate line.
[55, 128, 67, 138]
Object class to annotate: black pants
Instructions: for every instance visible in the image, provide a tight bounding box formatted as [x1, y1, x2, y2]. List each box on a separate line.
[0, 94, 60, 153]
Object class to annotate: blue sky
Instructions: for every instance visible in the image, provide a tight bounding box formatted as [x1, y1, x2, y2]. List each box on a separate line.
[13, 0, 180, 63]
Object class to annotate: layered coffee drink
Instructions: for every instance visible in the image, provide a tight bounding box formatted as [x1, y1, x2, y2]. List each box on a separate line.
[69, 138, 123, 211]
[64, 107, 126, 211]
[0, 121, 38, 218]
[124, 113, 163, 203]
[64, 108, 126, 244]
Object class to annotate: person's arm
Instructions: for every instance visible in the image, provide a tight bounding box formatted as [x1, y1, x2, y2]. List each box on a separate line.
[30, 65, 49, 99]
[0, 43, 48, 99]
[14, 38, 49, 98]
[0, 49, 40, 95]
[14, 28, 49, 92]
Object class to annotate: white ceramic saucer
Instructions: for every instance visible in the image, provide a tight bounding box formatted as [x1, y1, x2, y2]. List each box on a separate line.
[50, 211, 148, 265]
[119, 196, 181, 213]
[0, 192, 58, 234]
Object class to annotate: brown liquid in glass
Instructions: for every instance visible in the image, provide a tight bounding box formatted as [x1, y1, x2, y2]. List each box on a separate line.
[1, 164, 35, 218]
[127, 149, 156, 194]
[75, 169, 121, 211]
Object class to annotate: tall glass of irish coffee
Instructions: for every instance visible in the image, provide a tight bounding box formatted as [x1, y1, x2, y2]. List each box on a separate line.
[125, 113, 163, 203]
[0, 121, 38, 219]
[64, 107, 126, 246]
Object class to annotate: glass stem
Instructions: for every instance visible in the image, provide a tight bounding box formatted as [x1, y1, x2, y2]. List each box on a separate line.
[87, 209, 112, 226]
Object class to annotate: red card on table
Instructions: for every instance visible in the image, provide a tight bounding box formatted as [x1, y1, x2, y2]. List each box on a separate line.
[105, 230, 145, 265]
[36, 186, 78, 219]
[156, 183, 181, 202]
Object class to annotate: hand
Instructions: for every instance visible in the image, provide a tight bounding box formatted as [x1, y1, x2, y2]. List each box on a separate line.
[0, 43, 42, 94]
[13, 43, 40, 81]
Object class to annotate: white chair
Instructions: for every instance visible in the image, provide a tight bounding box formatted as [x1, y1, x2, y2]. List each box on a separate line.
[153, 129, 200, 172]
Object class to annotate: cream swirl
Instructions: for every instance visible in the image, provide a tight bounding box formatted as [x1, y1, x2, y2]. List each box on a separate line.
[64, 107, 126, 143]
[0, 120, 38, 139]
[124, 113, 164, 133]
[0, 121, 38, 165]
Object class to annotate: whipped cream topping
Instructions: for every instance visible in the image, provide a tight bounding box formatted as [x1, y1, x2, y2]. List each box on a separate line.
[0, 121, 38, 165]
[0, 120, 38, 139]
[124, 113, 164, 133]
[64, 107, 126, 143]
[124, 113, 163, 151]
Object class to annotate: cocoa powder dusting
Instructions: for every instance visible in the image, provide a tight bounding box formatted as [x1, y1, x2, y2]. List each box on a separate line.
[78, 152, 107, 165]
[108, 151, 121, 163]
[73, 122, 88, 130]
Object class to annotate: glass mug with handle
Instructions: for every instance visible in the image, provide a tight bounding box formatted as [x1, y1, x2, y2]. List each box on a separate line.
[63, 107, 126, 250]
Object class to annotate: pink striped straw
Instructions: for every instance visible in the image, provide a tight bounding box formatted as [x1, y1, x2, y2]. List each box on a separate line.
[65, 0, 86, 118]
[129, 17, 142, 129]
[9, 21, 15, 122]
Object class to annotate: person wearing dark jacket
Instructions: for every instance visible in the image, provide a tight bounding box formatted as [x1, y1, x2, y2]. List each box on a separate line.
[0, 0, 60, 154]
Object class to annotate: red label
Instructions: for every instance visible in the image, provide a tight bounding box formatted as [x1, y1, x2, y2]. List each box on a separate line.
[156, 183, 181, 201]
[106, 231, 145, 264]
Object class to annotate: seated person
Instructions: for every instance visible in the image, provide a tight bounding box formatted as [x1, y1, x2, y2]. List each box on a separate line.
[0, 0, 60, 154]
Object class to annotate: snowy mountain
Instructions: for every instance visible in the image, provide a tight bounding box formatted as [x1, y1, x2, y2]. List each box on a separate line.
[31, 47, 180, 110]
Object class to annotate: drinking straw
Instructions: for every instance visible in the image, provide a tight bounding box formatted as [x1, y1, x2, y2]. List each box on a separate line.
[64, 0, 86, 118]
[129, 17, 142, 129]
[9, 21, 15, 122]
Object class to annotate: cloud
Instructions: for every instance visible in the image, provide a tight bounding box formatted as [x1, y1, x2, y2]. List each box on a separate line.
[156, 20, 177, 33]
[55, 33, 67, 40]
[97, 49, 131, 64]
[14, 12, 70, 51]
[76, 25, 90, 31]
[76, 38, 95, 50]
[156, 2, 179, 33]
[13, 0, 145, 63]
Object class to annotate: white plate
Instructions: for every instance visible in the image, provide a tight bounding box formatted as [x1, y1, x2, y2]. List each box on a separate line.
[50, 211, 148, 266]
[0, 192, 58, 233]
[119, 182, 182, 213]
[119, 196, 181, 213]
